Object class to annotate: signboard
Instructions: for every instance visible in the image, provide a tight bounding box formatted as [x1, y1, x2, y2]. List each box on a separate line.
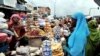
[4, 0, 17, 7]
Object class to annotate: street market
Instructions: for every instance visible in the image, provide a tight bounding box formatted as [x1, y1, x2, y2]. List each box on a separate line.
[0, 0, 100, 56]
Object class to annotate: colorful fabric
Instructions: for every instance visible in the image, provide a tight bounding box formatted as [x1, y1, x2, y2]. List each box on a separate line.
[0, 33, 9, 43]
[51, 42, 64, 56]
[9, 14, 25, 50]
[42, 40, 52, 56]
[8, 14, 21, 26]
[86, 20, 100, 56]
[8, 14, 25, 37]
[64, 12, 90, 56]
[53, 26, 61, 41]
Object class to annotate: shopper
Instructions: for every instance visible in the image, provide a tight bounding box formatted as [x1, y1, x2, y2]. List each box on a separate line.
[8, 14, 26, 50]
[63, 12, 90, 56]
[86, 19, 100, 56]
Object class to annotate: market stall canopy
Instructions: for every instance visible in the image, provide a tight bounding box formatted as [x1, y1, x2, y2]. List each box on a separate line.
[15, 4, 31, 12]
[0, 0, 17, 8]
[0, 5, 16, 10]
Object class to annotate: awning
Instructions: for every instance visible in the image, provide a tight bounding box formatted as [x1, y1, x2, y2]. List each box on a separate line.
[0, 4, 31, 12]
[0, 5, 16, 10]
[15, 4, 31, 12]
[13, 8, 31, 13]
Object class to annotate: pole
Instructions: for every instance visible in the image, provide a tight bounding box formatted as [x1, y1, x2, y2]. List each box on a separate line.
[89, 8, 92, 15]
[54, 0, 56, 17]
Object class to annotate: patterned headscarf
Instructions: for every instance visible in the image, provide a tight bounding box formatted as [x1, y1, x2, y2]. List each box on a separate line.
[9, 14, 21, 25]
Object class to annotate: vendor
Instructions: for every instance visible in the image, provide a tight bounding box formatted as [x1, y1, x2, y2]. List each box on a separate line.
[8, 14, 26, 50]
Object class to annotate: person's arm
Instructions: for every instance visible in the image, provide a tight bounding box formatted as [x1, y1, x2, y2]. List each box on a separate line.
[13, 29, 19, 38]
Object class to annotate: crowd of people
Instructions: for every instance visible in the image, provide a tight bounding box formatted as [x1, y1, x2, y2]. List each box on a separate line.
[0, 11, 100, 56]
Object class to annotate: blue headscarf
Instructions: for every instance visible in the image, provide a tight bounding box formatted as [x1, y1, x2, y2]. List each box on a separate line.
[67, 12, 90, 56]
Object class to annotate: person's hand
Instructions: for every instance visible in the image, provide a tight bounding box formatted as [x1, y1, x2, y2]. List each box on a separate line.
[16, 37, 21, 41]
[6, 36, 12, 43]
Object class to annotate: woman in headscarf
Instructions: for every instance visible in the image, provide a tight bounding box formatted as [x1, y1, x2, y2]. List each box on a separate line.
[63, 12, 90, 56]
[86, 19, 100, 56]
[8, 14, 26, 50]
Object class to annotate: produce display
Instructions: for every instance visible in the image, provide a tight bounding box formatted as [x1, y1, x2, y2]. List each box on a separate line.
[39, 29, 46, 36]
[51, 42, 64, 56]
[29, 29, 40, 36]
[25, 26, 42, 39]
[11, 46, 42, 56]
[10, 18, 66, 56]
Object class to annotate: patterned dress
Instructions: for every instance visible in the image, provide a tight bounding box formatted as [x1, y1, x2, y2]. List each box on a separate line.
[53, 26, 62, 42]
[42, 40, 52, 56]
